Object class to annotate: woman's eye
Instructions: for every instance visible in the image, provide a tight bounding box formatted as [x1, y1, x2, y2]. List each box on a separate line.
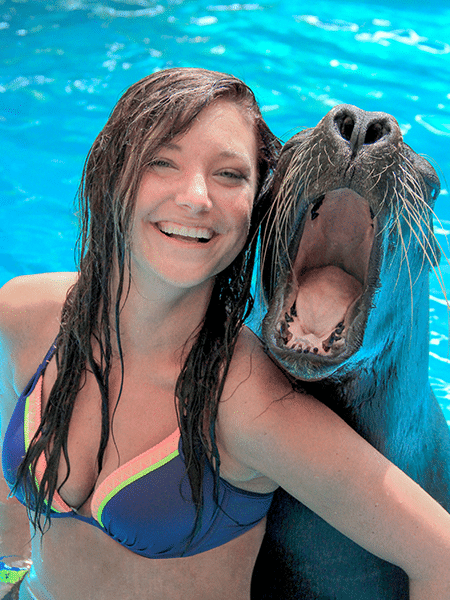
[218, 170, 247, 181]
[149, 158, 173, 169]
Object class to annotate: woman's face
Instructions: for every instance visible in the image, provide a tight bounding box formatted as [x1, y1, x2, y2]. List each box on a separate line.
[130, 99, 258, 294]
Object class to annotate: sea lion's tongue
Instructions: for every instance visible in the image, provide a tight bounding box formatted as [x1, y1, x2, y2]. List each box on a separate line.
[286, 266, 362, 347]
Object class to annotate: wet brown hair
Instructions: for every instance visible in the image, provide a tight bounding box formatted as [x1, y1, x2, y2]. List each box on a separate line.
[15, 67, 280, 546]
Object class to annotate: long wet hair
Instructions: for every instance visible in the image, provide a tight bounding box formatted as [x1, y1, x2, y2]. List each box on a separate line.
[14, 67, 280, 541]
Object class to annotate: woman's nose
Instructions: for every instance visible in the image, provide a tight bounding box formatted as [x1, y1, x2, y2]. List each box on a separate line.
[175, 172, 213, 213]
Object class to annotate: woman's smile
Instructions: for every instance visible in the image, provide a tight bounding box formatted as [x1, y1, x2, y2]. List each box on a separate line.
[156, 221, 215, 244]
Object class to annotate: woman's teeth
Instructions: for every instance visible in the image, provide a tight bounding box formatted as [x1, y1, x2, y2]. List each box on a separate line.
[158, 222, 213, 242]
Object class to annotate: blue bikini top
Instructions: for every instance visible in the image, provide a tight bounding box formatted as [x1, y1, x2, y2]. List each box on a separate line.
[2, 344, 274, 559]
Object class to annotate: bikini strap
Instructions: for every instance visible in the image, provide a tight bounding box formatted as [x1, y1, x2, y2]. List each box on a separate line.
[19, 339, 58, 400]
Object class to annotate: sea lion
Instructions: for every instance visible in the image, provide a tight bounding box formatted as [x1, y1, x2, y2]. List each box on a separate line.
[251, 104, 450, 600]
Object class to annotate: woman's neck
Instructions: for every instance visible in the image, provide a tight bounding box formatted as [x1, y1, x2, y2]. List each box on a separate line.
[112, 271, 214, 363]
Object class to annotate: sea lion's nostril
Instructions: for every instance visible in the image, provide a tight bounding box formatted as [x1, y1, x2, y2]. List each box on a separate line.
[338, 115, 355, 142]
[365, 121, 389, 145]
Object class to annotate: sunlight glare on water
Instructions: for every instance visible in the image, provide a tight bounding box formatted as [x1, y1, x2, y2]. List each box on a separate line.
[1, 0, 450, 420]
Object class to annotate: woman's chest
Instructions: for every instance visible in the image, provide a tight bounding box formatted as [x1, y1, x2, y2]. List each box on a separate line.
[42, 361, 180, 514]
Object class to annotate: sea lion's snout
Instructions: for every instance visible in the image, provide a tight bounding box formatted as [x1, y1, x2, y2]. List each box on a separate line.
[261, 104, 440, 380]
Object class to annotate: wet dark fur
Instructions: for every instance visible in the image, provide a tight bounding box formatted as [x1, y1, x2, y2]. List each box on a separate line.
[251, 105, 450, 600]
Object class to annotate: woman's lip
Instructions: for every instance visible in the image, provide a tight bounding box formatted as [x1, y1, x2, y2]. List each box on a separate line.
[156, 221, 215, 241]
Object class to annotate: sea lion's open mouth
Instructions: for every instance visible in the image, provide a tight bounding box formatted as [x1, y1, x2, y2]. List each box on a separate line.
[263, 187, 380, 378]
[277, 189, 375, 357]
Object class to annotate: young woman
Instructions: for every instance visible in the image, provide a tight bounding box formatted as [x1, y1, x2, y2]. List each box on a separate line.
[1, 68, 450, 600]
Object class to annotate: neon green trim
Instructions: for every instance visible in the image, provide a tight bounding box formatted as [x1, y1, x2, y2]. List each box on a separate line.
[96, 448, 179, 528]
[42, 495, 62, 514]
[23, 394, 40, 500]
[0, 567, 29, 584]
[23, 392, 63, 514]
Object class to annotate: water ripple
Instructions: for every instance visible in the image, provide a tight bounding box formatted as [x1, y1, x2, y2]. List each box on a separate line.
[91, 4, 165, 18]
[415, 114, 450, 137]
[295, 15, 359, 32]
[355, 28, 450, 54]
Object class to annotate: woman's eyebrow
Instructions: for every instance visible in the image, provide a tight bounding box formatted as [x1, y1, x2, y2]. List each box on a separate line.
[160, 142, 180, 151]
[217, 150, 252, 161]
[161, 144, 252, 163]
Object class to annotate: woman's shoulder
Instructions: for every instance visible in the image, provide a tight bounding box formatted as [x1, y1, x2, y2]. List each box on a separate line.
[216, 325, 302, 491]
[0, 272, 77, 387]
[232, 326, 295, 392]
[221, 325, 299, 424]
[0, 272, 76, 333]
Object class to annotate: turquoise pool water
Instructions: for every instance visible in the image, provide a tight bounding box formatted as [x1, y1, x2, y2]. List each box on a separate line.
[1, 0, 450, 420]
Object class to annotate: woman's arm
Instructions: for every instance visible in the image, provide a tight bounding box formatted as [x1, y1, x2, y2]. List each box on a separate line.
[0, 273, 76, 550]
[221, 333, 450, 598]
[0, 308, 32, 596]
[248, 392, 450, 596]
[0, 273, 76, 598]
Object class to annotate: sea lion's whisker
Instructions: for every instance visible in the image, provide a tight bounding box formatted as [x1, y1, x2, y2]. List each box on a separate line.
[392, 197, 407, 277]
[401, 209, 427, 288]
[403, 204, 449, 310]
[367, 161, 393, 192]
[372, 186, 391, 228]
[399, 166, 427, 210]
[399, 174, 444, 272]
[375, 204, 393, 239]
[427, 207, 450, 284]
[394, 213, 416, 339]
[323, 144, 334, 169]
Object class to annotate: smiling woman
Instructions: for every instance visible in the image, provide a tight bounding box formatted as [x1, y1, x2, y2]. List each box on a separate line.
[0, 67, 280, 600]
